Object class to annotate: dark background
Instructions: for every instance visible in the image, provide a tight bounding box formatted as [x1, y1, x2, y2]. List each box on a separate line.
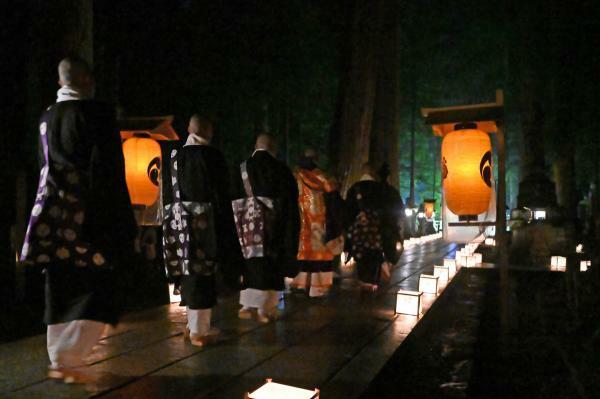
[0, 0, 598, 340]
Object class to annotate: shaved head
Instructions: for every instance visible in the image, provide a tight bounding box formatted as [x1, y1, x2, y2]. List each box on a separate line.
[188, 114, 213, 141]
[255, 133, 277, 156]
[361, 162, 378, 177]
[58, 56, 94, 95]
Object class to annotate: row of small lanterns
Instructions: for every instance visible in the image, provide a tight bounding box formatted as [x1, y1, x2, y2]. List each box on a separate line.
[550, 256, 592, 272]
[402, 232, 443, 250]
[244, 233, 449, 398]
[396, 240, 484, 317]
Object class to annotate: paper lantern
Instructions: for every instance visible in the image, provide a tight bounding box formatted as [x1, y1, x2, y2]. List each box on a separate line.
[246, 379, 319, 399]
[580, 260, 591, 272]
[396, 290, 422, 316]
[122, 133, 162, 206]
[168, 283, 181, 304]
[550, 256, 567, 272]
[441, 124, 492, 218]
[433, 265, 449, 284]
[443, 259, 457, 277]
[424, 199, 436, 219]
[533, 209, 546, 221]
[465, 255, 477, 268]
[473, 253, 482, 264]
[484, 237, 495, 246]
[456, 253, 466, 267]
[419, 274, 439, 295]
[576, 244, 583, 253]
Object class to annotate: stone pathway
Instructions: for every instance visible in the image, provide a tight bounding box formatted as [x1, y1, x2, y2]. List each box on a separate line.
[1, 239, 458, 399]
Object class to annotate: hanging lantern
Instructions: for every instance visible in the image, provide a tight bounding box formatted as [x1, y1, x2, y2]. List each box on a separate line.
[441, 123, 492, 218]
[424, 199, 436, 219]
[122, 133, 162, 207]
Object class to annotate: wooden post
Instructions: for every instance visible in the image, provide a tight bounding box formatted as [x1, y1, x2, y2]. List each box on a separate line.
[495, 89, 509, 340]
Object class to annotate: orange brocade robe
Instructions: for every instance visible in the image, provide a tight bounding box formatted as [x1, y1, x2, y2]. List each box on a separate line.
[295, 168, 336, 261]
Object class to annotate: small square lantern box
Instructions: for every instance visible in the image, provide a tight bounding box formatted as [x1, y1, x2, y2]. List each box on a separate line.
[419, 274, 439, 295]
[396, 290, 423, 316]
[580, 260, 591, 272]
[473, 253, 483, 265]
[246, 379, 319, 399]
[550, 256, 567, 272]
[484, 238, 496, 246]
[465, 255, 477, 268]
[443, 259, 457, 277]
[434, 265, 450, 284]
[456, 253, 466, 267]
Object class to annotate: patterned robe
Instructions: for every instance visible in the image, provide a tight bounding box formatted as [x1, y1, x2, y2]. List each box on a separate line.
[22, 100, 136, 325]
[295, 168, 337, 261]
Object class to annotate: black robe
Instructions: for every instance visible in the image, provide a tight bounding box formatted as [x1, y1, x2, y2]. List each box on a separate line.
[40, 100, 137, 325]
[171, 143, 243, 309]
[345, 180, 400, 285]
[231, 150, 300, 290]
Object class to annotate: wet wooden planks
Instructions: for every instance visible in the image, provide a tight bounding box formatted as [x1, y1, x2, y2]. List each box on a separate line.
[3, 239, 457, 399]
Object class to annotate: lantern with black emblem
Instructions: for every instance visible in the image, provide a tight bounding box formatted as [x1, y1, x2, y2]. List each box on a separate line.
[123, 132, 162, 208]
[441, 123, 493, 220]
[120, 116, 180, 226]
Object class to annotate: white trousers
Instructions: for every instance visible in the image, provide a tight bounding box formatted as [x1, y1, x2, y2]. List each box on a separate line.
[186, 307, 212, 336]
[239, 288, 280, 316]
[47, 320, 106, 369]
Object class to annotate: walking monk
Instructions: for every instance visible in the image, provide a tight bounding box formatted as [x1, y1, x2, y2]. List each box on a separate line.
[232, 133, 300, 323]
[20, 57, 137, 384]
[345, 162, 400, 292]
[290, 148, 342, 297]
[162, 114, 242, 346]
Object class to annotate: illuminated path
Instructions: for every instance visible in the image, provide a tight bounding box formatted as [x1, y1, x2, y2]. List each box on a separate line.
[1, 239, 458, 399]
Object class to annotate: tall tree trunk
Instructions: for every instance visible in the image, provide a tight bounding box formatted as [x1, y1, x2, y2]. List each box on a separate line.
[369, 0, 401, 188]
[18, 0, 94, 314]
[550, 0, 579, 223]
[329, 0, 384, 194]
[511, 0, 556, 208]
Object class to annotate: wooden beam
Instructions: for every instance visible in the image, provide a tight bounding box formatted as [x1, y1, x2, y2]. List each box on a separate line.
[421, 104, 504, 126]
[447, 221, 496, 227]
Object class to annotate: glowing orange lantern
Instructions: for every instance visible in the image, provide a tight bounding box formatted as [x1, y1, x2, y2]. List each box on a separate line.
[424, 199, 435, 219]
[122, 133, 162, 207]
[441, 123, 492, 217]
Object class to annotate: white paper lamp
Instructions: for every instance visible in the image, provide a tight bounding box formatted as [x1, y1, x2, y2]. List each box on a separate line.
[396, 290, 423, 316]
[533, 209, 546, 220]
[550, 256, 567, 272]
[419, 274, 439, 294]
[443, 259, 457, 277]
[580, 260, 591, 272]
[473, 253, 482, 264]
[433, 265, 449, 284]
[246, 379, 319, 399]
[168, 283, 181, 303]
[456, 253, 466, 267]
[465, 255, 477, 268]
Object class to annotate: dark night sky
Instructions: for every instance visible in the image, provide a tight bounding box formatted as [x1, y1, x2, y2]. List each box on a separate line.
[1, 0, 599, 205]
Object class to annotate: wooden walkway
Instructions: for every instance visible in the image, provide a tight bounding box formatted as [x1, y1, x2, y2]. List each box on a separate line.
[1, 239, 458, 399]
